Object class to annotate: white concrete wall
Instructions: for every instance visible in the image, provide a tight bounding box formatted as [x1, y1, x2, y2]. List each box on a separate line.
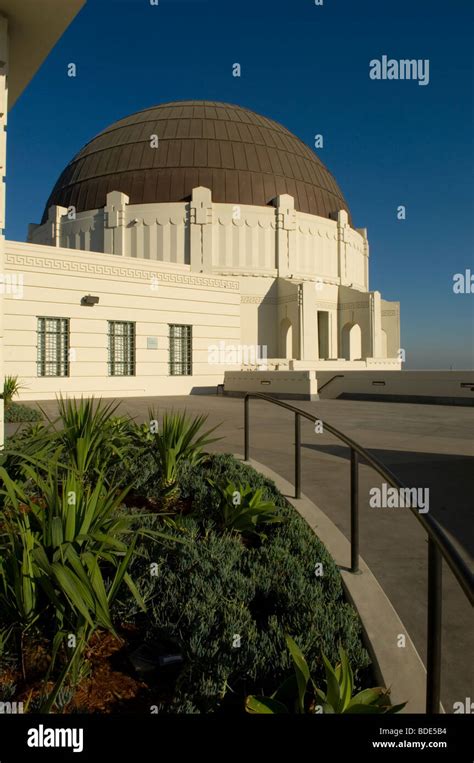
[224, 369, 318, 399]
[315, 370, 474, 401]
[225, 369, 474, 403]
[29, 192, 369, 289]
[239, 276, 278, 357]
[213, 202, 276, 272]
[381, 299, 401, 358]
[5, 241, 241, 399]
[24, 190, 398, 375]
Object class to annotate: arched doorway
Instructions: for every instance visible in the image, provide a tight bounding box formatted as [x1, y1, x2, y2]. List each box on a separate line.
[280, 317, 293, 359]
[341, 322, 362, 360]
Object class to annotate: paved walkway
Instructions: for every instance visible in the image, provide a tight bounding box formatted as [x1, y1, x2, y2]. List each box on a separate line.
[33, 394, 473, 710]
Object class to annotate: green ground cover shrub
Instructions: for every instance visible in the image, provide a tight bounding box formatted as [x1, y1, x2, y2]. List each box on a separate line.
[1, 375, 40, 423]
[115, 453, 370, 713]
[4, 403, 42, 423]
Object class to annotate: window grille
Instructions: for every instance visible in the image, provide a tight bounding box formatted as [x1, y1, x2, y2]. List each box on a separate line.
[108, 321, 136, 376]
[169, 324, 192, 376]
[37, 317, 69, 377]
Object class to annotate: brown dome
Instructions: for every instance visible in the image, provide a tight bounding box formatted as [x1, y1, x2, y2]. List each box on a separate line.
[41, 100, 350, 224]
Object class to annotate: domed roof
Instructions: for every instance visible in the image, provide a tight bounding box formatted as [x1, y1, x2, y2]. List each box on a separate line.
[41, 100, 350, 224]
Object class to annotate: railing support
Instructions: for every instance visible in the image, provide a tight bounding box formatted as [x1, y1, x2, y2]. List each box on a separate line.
[350, 448, 359, 573]
[244, 395, 249, 461]
[295, 413, 301, 499]
[426, 538, 442, 713]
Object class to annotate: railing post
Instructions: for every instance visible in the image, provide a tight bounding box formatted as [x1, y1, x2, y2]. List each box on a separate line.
[295, 413, 301, 499]
[244, 395, 249, 461]
[350, 448, 359, 573]
[426, 538, 442, 713]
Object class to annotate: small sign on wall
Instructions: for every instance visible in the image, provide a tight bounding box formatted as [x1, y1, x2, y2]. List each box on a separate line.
[147, 336, 158, 350]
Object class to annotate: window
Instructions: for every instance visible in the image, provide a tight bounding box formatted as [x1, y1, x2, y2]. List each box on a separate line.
[169, 324, 192, 375]
[108, 321, 135, 376]
[37, 317, 69, 377]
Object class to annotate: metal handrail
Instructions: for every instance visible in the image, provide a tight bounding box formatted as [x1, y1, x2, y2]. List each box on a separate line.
[316, 374, 344, 394]
[243, 391, 474, 714]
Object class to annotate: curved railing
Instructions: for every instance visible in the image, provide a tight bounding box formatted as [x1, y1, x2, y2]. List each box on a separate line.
[243, 392, 474, 714]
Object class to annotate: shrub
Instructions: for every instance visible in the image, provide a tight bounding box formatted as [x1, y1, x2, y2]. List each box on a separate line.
[115, 454, 370, 713]
[134, 409, 221, 501]
[2, 397, 136, 492]
[4, 403, 41, 423]
[246, 637, 405, 714]
[210, 480, 284, 540]
[0, 398, 180, 710]
[47, 396, 134, 486]
[2, 376, 25, 408]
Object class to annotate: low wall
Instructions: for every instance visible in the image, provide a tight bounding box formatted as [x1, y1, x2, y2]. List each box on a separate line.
[316, 370, 474, 405]
[224, 370, 318, 399]
[224, 369, 474, 405]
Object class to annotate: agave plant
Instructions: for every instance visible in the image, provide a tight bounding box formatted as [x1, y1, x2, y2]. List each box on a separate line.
[2, 376, 26, 408]
[211, 480, 283, 539]
[246, 636, 405, 714]
[0, 466, 147, 630]
[40, 396, 135, 486]
[143, 409, 220, 500]
[0, 509, 39, 628]
[1, 422, 62, 489]
[0, 461, 176, 711]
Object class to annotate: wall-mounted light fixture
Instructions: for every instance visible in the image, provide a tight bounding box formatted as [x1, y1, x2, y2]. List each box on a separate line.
[81, 295, 100, 306]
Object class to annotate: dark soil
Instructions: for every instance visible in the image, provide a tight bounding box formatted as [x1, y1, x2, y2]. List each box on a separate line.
[2, 627, 177, 714]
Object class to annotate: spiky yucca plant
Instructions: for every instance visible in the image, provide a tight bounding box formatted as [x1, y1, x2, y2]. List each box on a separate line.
[2, 376, 25, 408]
[246, 637, 405, 714]
[211, 480, 284, 539]
[143, 409, 220, 501]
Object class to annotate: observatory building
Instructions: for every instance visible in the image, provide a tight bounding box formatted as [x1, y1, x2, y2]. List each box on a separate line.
[6, 100, 401, 399]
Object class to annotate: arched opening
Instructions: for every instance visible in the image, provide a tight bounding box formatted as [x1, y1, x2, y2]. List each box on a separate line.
[341, 322, 362, 360]
[381, 329, 388, 359]
[280, 317, 293, 359]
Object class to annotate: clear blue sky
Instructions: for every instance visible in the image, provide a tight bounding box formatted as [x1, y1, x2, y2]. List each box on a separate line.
[7, 0, 474, 368]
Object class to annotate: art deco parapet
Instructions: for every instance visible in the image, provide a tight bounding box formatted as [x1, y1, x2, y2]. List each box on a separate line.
[104, 191, 129, 255]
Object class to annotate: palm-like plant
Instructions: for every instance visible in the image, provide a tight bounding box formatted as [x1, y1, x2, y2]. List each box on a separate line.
[143, 409, 220, 500]
[246, 637, 405, 714]
[0, 466, 152, 631]
[0, 397, 200, 710]
[0, 460, 174, 710]
[2, 376, 26, 408]
[211, 480, 283, 539]
[48, 396, 132, 483]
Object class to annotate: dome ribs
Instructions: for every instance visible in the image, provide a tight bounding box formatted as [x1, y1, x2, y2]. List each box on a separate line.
[219, 141, 234, 170]
[193, 139, 208, 168]
[155, 169, 171, 203]
[40, 100, 351, 224]
[224, 169, 239, 202]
